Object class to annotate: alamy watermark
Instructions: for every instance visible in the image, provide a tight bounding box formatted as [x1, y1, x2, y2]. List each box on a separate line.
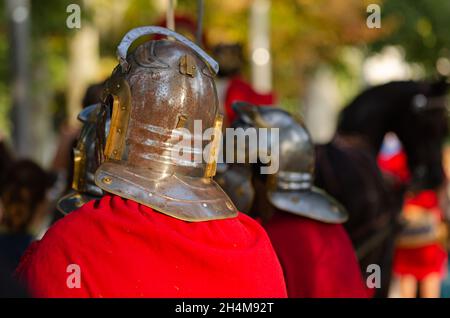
[66, 264, 81, 289]
[169, 120, 280, 174]
[66, 4, 81, 29]
[366, 264, 381, 289]
[366, 4, 381, 29]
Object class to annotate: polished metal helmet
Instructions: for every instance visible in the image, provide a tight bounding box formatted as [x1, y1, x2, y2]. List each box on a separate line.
[57, 104, 104, 214]
[213, 109, 256, 213]
[215, 163, 255, 213]
[95, 26, 237, 222]
[232, 102, 348, 223]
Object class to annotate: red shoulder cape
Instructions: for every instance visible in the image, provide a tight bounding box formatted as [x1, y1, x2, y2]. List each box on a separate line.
[16, 195, 287, 298]
[264, 211, 371, 298]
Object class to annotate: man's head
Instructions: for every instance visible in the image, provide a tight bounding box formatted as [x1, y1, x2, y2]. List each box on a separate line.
[1, 160, 54, 233]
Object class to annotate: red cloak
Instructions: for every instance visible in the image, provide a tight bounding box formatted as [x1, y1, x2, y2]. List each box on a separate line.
[263, 211, 370, 298]
[16, 195, 287, 298]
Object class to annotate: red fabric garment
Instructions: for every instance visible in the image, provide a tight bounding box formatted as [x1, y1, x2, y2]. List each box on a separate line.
[16, 195, 287, 298]
[263, 211, 370, 298]
[393, 244, 447, 281]
[404, 190, 442, 215]
[377, 150, 411, 185]
[393, 190, 447, 280]
[224, 76, 276, 123]
[377, 140, 448, 281]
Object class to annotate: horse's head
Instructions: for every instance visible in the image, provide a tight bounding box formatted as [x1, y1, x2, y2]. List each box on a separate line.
[394, 78, 449, 191]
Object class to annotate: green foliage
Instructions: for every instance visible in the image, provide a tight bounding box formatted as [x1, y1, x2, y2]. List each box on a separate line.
[2, 0, 450, 136]
[96, 0, 159, 56]
[371, 0, 450, 73]
[0, 7, 10, 135]
[30, 0, 84, 37]
[0, 0, 85, 136]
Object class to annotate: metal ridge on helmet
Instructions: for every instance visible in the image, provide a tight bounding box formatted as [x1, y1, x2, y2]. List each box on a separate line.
[232, 101, 348, 224]
[94, 26, 238, 222]
[57, 104, 104, 214]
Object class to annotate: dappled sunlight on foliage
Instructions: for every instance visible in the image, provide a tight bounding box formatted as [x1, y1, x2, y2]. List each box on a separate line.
[1, 0, 450, 137]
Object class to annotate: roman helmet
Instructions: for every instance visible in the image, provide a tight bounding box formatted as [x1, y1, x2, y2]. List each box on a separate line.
[57, 104, 105, 214]
[231, 101, 348, 223]
[94, 26, 237, 221]
[215, 163, 255, 213]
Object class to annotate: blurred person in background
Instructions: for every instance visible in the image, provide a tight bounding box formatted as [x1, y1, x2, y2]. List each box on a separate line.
[0, 136, 14, 188]
[212, 43, 276, 126]
[0, 136, 14, 245]
[394, 191, 448, 298]
[0, 151, 30, 298]
[378, 133, 448, 298]
[0, 259, 28, 297]
[0, 160, 55, 271]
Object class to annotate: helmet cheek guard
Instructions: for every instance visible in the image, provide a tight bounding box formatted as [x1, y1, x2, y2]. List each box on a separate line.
[58, 104, 106, 215]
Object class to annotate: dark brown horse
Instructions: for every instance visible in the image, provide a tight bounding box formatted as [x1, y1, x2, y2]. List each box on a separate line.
[314, 79, 449, 297]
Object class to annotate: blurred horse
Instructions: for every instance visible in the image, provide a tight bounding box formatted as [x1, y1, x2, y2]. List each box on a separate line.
[314, 79, 449, 297]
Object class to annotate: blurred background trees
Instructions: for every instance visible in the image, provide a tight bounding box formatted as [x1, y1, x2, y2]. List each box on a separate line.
[1, 0, 450, 161]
